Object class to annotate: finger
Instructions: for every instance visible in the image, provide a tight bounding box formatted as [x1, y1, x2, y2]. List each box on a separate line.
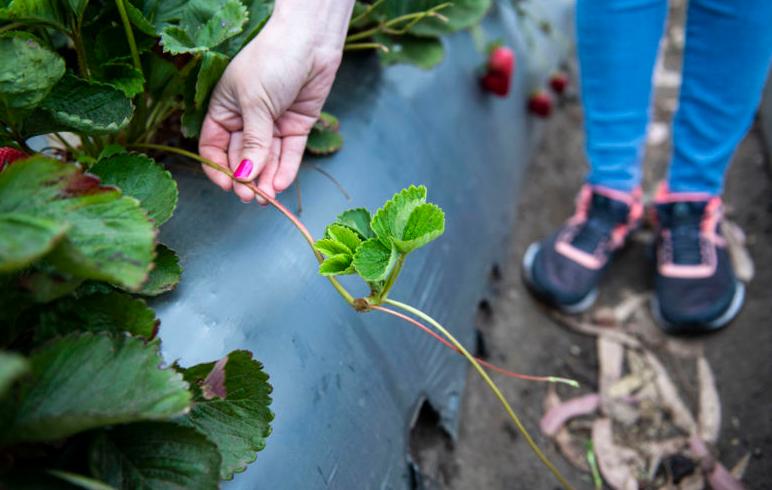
[256, 137, 281, 205]
[199, 115, 233, 191]
[235, 98, 275, 184]
[273, 134, 308, 193]
[228, 131, 254, 203]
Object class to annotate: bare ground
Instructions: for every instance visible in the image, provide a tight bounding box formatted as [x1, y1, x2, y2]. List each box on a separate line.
[410, 3, 772, 488]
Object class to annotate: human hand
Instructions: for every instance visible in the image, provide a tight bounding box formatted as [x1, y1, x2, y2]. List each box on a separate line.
[199, 0, 354, 203]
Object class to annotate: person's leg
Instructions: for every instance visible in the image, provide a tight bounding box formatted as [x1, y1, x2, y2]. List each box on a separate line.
[578, 0, 668, 191]
[653, 0, 772, 332]
[669, 0, 772, 194]
[520, 0, 666, 314]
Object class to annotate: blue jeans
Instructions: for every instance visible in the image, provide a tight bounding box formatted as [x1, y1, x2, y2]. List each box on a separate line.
[578, 0, 772, 194]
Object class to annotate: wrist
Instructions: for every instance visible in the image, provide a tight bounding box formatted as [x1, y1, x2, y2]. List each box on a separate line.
[271, 0, 355, 51]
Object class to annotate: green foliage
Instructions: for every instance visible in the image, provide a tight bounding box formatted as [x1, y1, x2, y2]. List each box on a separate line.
[0, 214, 69, 273]
[306, 111, 343, 155]
[178, 350, 274, 479]
[36, 291, 159, 341]
[136, 243, 182, 296]
[376, 34, 445, 69]
[91, 152, 178, 226]
[0, 156, 156, 289]
[24, 74, 134, 137]
[0, 32, 65, 117]
[90, 422, 222, 489]
[317, 186, 445, 298]
[0, 333, 191, 444]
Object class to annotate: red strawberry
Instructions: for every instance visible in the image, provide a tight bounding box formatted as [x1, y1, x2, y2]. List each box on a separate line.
[480, 46, 515, 97]
[488, 46, 515, 76]
[549, 72, 568, 95]
[528, 90, 553, 118]
[480, 72, 510, 97]
[0, 147, 27, 172]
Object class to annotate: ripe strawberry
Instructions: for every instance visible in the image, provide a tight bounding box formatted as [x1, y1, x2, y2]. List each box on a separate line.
[528, 90, 553, 118]
[549, 72, 568, 95]
[480, 45, 515, 97]
[480, 72, 510, 97]
[488, 46, 515, 76]
[0, 146, 27, 172]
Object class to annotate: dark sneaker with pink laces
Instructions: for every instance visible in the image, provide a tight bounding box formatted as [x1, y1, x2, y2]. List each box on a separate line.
[522, 185, 642, 313]
[651, 188, 745, 333]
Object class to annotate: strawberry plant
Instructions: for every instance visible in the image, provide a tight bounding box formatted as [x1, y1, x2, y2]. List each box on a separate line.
[0, 0, 575, 488]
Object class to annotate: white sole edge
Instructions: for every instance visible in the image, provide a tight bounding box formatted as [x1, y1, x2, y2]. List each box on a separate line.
[651, 280, 745, 332]
[522, 242, 598, 314]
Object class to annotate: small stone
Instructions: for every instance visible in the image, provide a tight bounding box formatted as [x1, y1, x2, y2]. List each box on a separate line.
[569, 345, 581, 356]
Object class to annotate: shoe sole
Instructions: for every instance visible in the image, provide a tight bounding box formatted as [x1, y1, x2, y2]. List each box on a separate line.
[651, 280, 746, 334]
[522, 242, 598, 314]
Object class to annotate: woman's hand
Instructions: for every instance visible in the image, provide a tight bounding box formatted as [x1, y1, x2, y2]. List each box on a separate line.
[199, 0, 355, 203]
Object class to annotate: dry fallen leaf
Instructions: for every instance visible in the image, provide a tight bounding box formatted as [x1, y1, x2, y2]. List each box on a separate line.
[723, 219, 754, 282]
[645, 351, 697, 434]
[543, 385, 590, 472]
[540, 393, 600, 436]
[598, 337, 625, 406]
[697, 356, 721, 444]
[592, 418, 641, 490]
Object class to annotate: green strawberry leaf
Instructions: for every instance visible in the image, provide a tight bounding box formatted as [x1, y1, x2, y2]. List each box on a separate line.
[0, 32, 65, 114]
[91, 152, 178, 226]
[0, 351, 28, 397]
[178, 350, 273, 480]
[159, 0, 248, 54]
[35, 291, 158, 342]
[392, 202, 444, 252]
[90, 422, 221, 490]
[0, 333, 191, 444]
[217, 0, 272, 57]
[23, 74, 134, 136]
[135, 243, 182, 296]
[0, 213, 69, 273]
[93, 62, 145, 98]
[370, 185, 445, 253]
[306, 112, 343, 155]
[194, 51, 229, 109]
[326, 223, 362, 252]
[0, 0, 68, 31]
[124, 1, 157, 36]
[318, 254, 354, 276]
[313, 238, 352, 257]
[335, 208, 374, 239]
[180, 50, 229, 137]
[370, 185, 426, 241]
[352, 238, 399, 282]
[0, 156, 156, 290]
[376, 34, 444, 69]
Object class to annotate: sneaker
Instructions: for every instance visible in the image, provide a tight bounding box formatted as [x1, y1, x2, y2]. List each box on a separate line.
[522, 185, 642, 313]
[651, 187, 745, 333]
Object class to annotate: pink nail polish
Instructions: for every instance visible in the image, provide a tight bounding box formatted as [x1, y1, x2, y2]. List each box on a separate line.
[234, 159, 253, 179]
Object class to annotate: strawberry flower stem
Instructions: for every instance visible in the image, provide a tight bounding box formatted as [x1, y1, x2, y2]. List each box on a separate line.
[380, 298, 574, 490]
[343, 42, 389, 53]
[114, 0, 143, 74]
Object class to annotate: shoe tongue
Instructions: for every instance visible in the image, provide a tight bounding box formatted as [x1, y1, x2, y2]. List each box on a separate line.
[589, 193, 630, 224]
[570, 192, 630, 252]
[658, 200, 708, 265]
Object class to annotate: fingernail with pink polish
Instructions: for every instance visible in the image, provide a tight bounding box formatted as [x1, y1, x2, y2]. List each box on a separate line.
[234, 159, 253, 180]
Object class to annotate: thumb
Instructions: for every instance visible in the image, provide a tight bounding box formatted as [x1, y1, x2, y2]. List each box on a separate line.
[234, 101, 274, 182]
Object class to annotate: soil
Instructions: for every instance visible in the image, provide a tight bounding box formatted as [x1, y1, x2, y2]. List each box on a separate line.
[409, 2, 772, 489]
